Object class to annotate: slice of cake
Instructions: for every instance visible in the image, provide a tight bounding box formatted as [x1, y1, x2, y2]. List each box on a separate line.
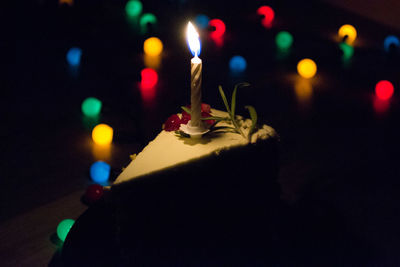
[110, 107, 280, 264]
[113, 109, 277, 185]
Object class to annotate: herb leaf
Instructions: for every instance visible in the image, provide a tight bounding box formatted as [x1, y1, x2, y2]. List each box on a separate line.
[181, 106, 191, 114]
[245, 105, 257, 139]
[175, 130, 190, 138]
[201, 116, 225, 121]
[231, 82, 250, 118]
[218, 85, 231, 114]
[211, 126, 238, 131]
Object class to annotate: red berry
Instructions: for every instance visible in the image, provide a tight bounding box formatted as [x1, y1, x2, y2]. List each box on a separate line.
[181, 111, 190, 125]
[164, 114, 181, 131]
[202, 111, 215, 125]
[85, 184, 104, 204]
[201, 103, 211, 113]
[179, 104, 213, 126]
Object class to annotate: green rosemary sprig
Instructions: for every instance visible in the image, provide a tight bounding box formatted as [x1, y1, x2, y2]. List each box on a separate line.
[218, 83, 257, 140]
[177, 83, 258, 140]
[245, 105, 257, 139]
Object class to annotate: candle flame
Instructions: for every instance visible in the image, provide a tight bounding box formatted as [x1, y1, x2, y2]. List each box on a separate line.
[187, 22, 201, 57]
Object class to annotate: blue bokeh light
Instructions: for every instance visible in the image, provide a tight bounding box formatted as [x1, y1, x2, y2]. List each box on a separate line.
[383, 35, 399, 52]
[66, 47, 82, 67]
[90, 161, 111, 183]
[229, 55, 247, 73]
[195, 14, 210, 29]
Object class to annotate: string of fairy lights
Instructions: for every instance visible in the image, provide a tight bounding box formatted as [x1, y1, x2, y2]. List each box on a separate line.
[56, 0, 399, 244]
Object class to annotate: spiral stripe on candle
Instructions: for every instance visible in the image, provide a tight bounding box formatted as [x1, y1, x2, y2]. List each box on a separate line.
[190, 62, 202, 126]
[191, 64, 202, 85]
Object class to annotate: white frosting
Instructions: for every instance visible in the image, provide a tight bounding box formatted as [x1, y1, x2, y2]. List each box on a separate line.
[114, 109, 276, 185]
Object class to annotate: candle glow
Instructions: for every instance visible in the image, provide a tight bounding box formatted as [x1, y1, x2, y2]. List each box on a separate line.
[187, 22, 201, 57]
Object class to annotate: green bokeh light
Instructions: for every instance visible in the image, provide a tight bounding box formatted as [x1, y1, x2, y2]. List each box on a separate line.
[140, 13, 157, 33]
[125, 0, 142, 17]
[275, 31, 293, 50]
[339, 42, 354, 60]
[82, 97, 102, 117]
[57, 219, 75, 242]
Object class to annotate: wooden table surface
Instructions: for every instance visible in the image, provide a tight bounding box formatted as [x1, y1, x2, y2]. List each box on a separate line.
[0, 190, 86, 266]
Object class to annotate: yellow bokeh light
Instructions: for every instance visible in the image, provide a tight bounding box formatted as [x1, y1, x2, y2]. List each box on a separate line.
[297, 58, 317, 79]
[143, 37, 163, 56]
[338, 24, 357, 45]
[92, 124, 113, 145]
[294, 77, 313, 105]
[144, 54, 161, 70]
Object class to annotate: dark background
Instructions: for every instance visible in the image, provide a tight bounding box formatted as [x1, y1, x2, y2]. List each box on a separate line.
[2, 0, 400, 265]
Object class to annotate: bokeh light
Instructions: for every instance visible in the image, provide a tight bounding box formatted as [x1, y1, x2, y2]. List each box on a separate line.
[276, 31, 293, 50]
[85, 184, 104, 204]
[297, 58, 317, 79]
[339, 42, 354, 60]
[144, 54, 161, 70]
[140, 82, 157, 104]
[383, 35, 400, 53]
[338, 24, 357, 45]
[257, 5, 275, 27]
[143, 37, 163, 56]
[294, 77, 313, 105]
[81, 97, 102, 117]
[373, 97, 390, 115]
[92, 124, 113, 145]
[140, 13, 157, 33]
[143, 37, 162, 68]
[57, 219, 75, 242]
[229, 55, 247, 73]
[141, 68, 158, 89]
[90, 161, 111, 183]
[195, 14, 210, 29]
[209, 19, 226, 38]
[375, 80, 394, 100]
[66, 47, 82, 67]
[125, 0, 142, 17]
[59, 0, 73, 6]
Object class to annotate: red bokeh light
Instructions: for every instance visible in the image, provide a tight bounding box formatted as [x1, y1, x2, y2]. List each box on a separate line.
[209, 19, 226, 38]
[373, 97, 390, 114]
[85, 184, 104, 204]
[257, 5, 275, 26]
[141, 68, 158, 89]
[375, 80, 394, 100]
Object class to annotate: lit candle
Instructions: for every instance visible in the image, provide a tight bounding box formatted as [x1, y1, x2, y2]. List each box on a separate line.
[180, 22, 209, 138]
[187, 22, 202, 127]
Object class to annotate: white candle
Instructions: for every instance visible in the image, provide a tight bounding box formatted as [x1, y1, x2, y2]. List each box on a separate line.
[180, 22, 209, 138]
[187, 22, 202, 127]
[190, 56, 202, 126]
